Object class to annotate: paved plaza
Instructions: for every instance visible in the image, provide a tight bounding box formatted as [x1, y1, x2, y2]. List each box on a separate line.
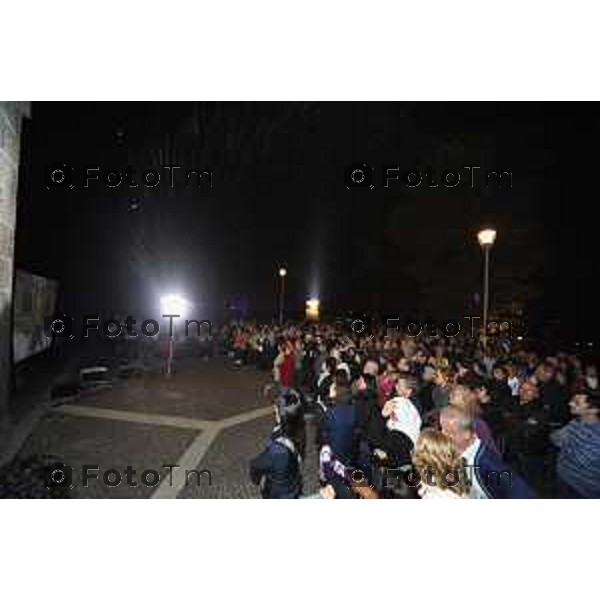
[12, 359, 320, 498]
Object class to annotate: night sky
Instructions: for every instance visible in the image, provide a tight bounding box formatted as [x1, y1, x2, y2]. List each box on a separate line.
[15, 102, 600, 338]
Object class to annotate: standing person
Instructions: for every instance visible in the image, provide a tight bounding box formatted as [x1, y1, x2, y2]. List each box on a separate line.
[584, 364, 599, 390]
[249, 390, 305, 499]
[355, 373, 386, 458]
[233, 327, 248, 365]
[382, 375, 422, 448]
[273, 341, 295, 394]
[319, 370, 359, 498]
[552, 388, 600, 498]
[449, 385, 500, 455]
[503, 380, 550, 491]
[417, 365, 436, 415]
[490, 365, 513, 409]
[412, 429, 470, 499]
[506, 364, 521, 397]
[431, 367, 451, 411]
[316, 356, 338, 406]
[472, 379, 504, 443]
[412, 350, 429, 379]
[272, 342, 284, 388]
[440, 406, 536, 499]
[356, 373, 413, 482]
[538, 363, 570, 426]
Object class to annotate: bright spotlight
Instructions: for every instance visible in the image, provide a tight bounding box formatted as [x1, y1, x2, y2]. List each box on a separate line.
[160, 294, 191, 316]
[305, 297, 320, 321]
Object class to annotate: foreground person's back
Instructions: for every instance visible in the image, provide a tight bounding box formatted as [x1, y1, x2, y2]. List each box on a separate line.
[249, 391, 305, 498]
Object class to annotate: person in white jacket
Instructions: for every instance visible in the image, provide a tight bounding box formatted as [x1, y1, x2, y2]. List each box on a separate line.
[381, 375, 422, 446]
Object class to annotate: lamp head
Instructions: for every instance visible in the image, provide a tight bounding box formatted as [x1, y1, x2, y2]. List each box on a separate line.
[160, 294, 191, 316]
[477, 228, 497, 247]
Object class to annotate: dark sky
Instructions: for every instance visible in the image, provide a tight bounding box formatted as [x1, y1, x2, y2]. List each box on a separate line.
[15, 102, 600, 337]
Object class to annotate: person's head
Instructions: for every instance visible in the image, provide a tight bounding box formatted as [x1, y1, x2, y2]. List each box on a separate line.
[440, 406, 476, 454]
[324, 356, 337, 374]
[397, 356, 410, 373]
[538, 364, 556, 383]
[359, 372, 378, 393]
[449, 385, 479, 415]
[434, 367, 450, 386]
[332, 369, 352, 401]
[472, 380, 492, 405]
[422, 365, 436, 383]
[493, 366, 506, 382]
[455, 361, 468, 378]
[384, 361, 396, 375]
[413, 429, 469, 497]
[275, 390, 304, 436]
[395, 374, 418, 399]
[415, 351, 428, 365]
[584, 364, 598, 389]
[363, 358, 379, 377]
[519, 380, 539, 404]
[569, 389, 600, 421]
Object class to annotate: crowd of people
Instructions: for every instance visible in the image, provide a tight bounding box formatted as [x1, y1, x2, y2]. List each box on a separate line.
[221, 319, 600, 499]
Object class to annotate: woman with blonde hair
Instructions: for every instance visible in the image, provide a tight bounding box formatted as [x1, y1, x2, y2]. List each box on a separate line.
[412, 428, 470, 499]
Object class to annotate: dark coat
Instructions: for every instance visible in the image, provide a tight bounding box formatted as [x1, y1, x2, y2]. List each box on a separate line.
[249, 430, 302, 499]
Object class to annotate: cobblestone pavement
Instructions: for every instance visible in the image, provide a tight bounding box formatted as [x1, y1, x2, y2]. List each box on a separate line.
[12, 359, 321, 498]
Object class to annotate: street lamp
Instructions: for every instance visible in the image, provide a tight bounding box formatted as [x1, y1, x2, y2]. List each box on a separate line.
[278, 268, 287, 326]
[477, 229, 497, 353]
[160, 293, 191, 377]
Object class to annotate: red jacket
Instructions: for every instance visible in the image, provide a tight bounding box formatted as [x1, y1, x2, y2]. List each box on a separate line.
[279, 354, 296, 388]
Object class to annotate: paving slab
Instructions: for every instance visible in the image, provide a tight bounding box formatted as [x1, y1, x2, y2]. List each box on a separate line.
[178, 415, 321, 499]
[73, 360, 271, 422]
[15, 413, 197, 498]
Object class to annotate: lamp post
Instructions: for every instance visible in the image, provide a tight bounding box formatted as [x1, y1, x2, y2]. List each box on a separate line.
[160, 294, 191, 377]
[278, 268, 287, 326]
[477, 229, 497, 353]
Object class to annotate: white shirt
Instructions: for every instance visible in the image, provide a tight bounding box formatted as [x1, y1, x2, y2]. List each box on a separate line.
[508, 376, 520, 396]
[419, 484, 465, 499]
[386, 396, 422, 446]
[461, 437, 489, 499]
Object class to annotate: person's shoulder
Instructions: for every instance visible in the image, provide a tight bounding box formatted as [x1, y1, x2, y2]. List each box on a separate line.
[270, 437, 294, 455]
[477, 441, 505, 467]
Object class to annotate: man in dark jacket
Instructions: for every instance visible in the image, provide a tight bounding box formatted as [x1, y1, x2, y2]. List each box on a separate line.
[319, 370, 359, 498]
[490, 365, 513, 411]
[503, 380, 550, 491]
[441, 406, 537, 499]
[355, 374, 413, 472]
[538, 364, 570, 426]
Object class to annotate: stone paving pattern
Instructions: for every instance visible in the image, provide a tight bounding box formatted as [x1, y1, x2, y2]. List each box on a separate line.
[78, 360, 272, 421]
[17, 413, 197, 498]
[13, 359, 321, 498]
[179, 415, 320, 498]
